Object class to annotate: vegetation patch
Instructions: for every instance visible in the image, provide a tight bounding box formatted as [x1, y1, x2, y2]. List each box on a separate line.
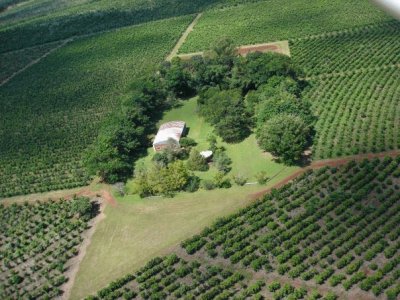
[0, 197, 97, 299]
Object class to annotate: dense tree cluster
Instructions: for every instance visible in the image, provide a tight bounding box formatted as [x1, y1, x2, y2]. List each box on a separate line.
[161, 38, 314, 163]
[87, 38, 314, 183]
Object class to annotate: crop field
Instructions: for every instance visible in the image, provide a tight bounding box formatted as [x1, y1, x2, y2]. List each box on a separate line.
[304, 68, 400, 160]
[0, 197, 96, 299]
[290, 21, 400, 77]
[0, 0, 265, 53]
[179, 0, 390, 53]
[87, 157, 400, 299]
[0, 41, 63, 83]
[0, 16, 193, 199]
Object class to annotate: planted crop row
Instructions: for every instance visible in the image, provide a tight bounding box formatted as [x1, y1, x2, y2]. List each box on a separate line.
[290, 21, 400, 76]
[0, 197, 95, 299]
[181, 157, 400, 299]
[0, 16, 192, 199]
[88, 253, 336, 300]
[180, 0, 390, 53]
[304, 67, 400, 159]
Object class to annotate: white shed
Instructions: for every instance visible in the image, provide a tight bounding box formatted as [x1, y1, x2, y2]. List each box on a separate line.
[153, 121, 186, 152]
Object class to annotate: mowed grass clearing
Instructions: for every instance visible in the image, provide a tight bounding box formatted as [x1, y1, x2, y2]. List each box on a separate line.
[132, 98, 297, 182]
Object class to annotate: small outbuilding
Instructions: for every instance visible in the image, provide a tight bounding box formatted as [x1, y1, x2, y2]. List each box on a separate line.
[153, 121, 186, 152]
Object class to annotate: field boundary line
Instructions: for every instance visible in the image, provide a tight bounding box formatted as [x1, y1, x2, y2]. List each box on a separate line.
[0, 38, 72, 87]
[303, 63, 400, 81]
[166, 13, 202, 61]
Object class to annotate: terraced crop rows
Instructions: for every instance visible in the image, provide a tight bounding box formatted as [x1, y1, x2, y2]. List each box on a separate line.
[304, 67, 400, 160]
[0, 16, 192, 198]
[89, 157, 400, 299]
[290, 21, 400, 77]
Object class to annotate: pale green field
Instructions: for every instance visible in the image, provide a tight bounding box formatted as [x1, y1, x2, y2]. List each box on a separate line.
[71, 97, 298, 299]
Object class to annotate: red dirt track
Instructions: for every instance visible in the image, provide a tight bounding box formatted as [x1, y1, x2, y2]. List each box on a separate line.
[65, 189, 117, 207]
[238, 44, 280, 56]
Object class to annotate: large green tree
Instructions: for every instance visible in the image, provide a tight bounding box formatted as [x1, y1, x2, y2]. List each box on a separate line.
[257, 114, 311, 164]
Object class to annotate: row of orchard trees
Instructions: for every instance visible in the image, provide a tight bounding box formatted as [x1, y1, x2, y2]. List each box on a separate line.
[0, 197, 95, 299]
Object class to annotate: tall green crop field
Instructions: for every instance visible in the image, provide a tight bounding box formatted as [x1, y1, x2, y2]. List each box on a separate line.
[180, 0, 391, 53]
[0, 16, 193, 198]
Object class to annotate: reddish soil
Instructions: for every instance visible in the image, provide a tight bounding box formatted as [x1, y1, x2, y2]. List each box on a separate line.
[250, 150, 400, 200]
[238, 44, 280, 56]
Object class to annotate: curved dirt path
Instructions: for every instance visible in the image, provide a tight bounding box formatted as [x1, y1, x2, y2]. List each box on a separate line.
[250, 149, 400, 200]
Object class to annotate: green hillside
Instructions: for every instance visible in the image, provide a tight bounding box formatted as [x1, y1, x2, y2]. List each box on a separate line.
[0, 16, 192, 198]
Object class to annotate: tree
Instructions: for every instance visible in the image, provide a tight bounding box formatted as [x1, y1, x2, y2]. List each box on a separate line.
[232, 52, 301, 92]
[162, 58, 195, 98]
[187, 149, 208, 171]
[206, 37, 237, 68]
[198, 88, 250, 142]
[213, 149, 232, 173]
[71, 197, 92, 221]
[132, 161, 190, 197]
[256, 91, 314, 127]
[257, 114, 311, 164]
[214, 107, 250, 143]
[84, 108, 149, 183]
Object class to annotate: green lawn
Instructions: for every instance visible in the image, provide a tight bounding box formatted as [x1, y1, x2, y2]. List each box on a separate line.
[133, 98, 296, 182]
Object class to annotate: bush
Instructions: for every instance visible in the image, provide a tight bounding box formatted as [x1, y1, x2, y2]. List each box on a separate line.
[233, 174, 248, 186]
[184, 176, 200, 193]
[255, 171, 269, 184]
[187, 149, 208, 171]
[201, 180, 216, 190]
[214, 172, 232, 189]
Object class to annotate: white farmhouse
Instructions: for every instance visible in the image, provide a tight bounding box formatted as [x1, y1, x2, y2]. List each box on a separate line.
[153, 121, 186, 152]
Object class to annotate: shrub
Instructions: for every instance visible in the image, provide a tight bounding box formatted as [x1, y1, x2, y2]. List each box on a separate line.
[233, 174, 248, 186]
[187, 149, 208, 171]
[255, 171, 269, 184]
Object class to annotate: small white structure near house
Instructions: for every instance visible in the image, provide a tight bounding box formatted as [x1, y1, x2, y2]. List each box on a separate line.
[153, 121, 186, 152]
[200, 150, 213, 160]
